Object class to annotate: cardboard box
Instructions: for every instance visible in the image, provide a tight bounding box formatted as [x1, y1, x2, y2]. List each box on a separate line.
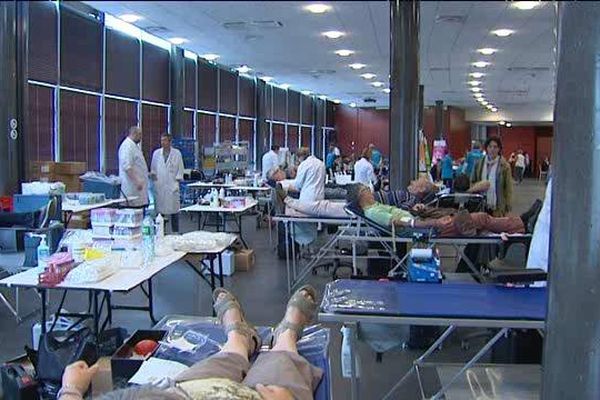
[31, 161, 87, 176]
[234, 249, 255, 271]
[69, 212, 90, 229]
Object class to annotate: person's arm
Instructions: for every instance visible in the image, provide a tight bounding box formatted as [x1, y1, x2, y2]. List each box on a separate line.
[58, 361, 99, 400]
[175, 150, 185, 181]
[292, 163, 307, 192]
[368, 164, 377, 184]
[468, 180, 490, 193]
[150, 151, 158, 181]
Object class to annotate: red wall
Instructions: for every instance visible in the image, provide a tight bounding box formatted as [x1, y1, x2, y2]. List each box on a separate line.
[486, 125, 553, 174]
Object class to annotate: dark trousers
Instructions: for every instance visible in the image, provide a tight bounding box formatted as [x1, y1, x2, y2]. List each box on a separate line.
[169, 214, 179, 233]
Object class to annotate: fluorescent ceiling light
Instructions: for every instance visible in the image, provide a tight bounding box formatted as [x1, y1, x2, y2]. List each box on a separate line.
[506, 122, 512, 127]
[301, 90, 312, 95]
[184, 50, 197, 60]
[106, 14, 141, 38]
[498, 120, 506, 125]
[141, 32, 171, 50]
[470, 87, 482, 92]
[260, 76, 273, 82]
[335, 49, 354, 57]
[477, 98, 486, 103]
[349, 102, 357, 108]
[382, 88, 391, 93]
[349, 63, 366, 70]
[481, 100, 489, 106]
[279, 83, 291, 89]
[491, 29, 514, 37]
[491, 107, 498, 112]
[473, 93, 484, 98]
[318, 95, 328, 100]
[360, 73, 376, 80]
[477, 48, 497, 55]
[201, 53, 220, 61]
[472, 61, 490, 68]
[486, 104, 494, 109]
[168, 37, 188, 45]
[512, 1, 541, 10]
[304, 3, 332, 13]
[322, 30, 345, 39]
[371, 81, 384, 88]
[333, 99, 341, 104]
[470, 72, 485, 78]
[468, 80, 482, 86]
[119, 14, 143, 23]
[236, 65, 252, 74]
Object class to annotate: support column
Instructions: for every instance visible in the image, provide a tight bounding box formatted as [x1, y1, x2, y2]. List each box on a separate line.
[418, 84, 424, 131]
[0, 1, 27, 194]
[434, 100, 444, 139]
[542, 2, 600, 399]
[389, 0, 420, 189]
[170, 46, 184, 137]
[255, 78, 267, 171]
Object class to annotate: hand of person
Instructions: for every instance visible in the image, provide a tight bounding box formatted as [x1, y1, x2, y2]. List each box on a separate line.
[412, 203, 426, 212]
[62, 361, 99, 395]
[391, 216, 411, 227]
[256, 384, 294, 400]
[468, 181, 490, 193]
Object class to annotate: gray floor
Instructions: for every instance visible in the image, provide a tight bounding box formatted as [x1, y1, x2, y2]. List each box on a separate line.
[0, 178, 547, 399]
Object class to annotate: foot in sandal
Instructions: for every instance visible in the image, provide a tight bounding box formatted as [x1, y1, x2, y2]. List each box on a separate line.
[272, 285, 318, 346]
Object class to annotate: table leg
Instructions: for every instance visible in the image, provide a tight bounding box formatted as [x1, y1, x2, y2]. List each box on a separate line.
[209, 257, 216, 291]
[39, 289, 47, 335]
[93, 291, 99, 337]
[285, 221, 292, 294]
[147, 278, 157, 324]
[237, 214, 249, 249]
[268, 194, 273, 246]
[218, 253, 224, 288]
[347, 322, 359, 400]
[106, 292, 112, 325]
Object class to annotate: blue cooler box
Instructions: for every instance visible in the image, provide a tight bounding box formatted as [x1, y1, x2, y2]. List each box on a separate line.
[82, 180, 121, 199]
[408, 254, 441, 283]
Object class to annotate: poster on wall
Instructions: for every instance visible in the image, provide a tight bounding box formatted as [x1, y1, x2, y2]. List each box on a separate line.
[418, 130, 430, 172]
[431, 139, 447, 165]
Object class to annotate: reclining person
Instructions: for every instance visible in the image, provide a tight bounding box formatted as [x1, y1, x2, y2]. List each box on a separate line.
[58, 286, 322, 400]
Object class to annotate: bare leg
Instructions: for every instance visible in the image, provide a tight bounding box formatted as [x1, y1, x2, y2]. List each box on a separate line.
[217, 292, 250, 361]
[271, 289, 314, 353]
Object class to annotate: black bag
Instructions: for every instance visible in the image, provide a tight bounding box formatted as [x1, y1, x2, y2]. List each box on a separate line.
[36, 328, 98, 383]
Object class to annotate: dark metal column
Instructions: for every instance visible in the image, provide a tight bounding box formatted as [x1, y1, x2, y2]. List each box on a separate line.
[0, 1, 27, 194]
[418, 84, 424, 131]
[434, 100, 444, 139]
[169, 46, 184, 137]
[542, 2, 600, 399]
[389, 0, 420, 189]
[255, 78, 267, 171]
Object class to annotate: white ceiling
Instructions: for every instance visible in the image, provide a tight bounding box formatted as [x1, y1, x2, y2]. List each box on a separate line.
[86, 1, 556, 122]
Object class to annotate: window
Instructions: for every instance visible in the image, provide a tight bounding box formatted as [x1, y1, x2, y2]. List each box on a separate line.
[239, 119, 254, 165]
[272, 123, 285, 147]
[197, 113, 216, 148]
[219, 68, 237, 114]
[239, 76, 255, 117]
[287, 125, 299, 151]
[219, 116, 235, 143]
[301, 126, 312, 149]
[104, 98, 137, 174]
[60, 7, 102, 91]
[106, 29, 140, 98]
[141, 104, 168, 161]
[182, 110, 194, 139]
[198, 61, 218, 112]
[288, 91, 300, 123]
[184, 58, 196, 108]
[142, 42, 170, 103]
[26, 84, 54, 167]
[60, 91, 100, 170]
[28, 2, 58, 83]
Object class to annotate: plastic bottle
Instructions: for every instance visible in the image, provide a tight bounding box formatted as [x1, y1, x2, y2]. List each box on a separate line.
[341, 326, 361, 378]
[155, 214, 165, 239]
[219, 187, 225, 200]
[142, 214, 155, 266]
[37, 234, 50, 269]
[210, 189, 218, 207]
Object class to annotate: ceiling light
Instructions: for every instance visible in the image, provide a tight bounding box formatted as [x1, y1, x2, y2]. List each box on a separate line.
[481, 100, 489, 106]
[333, 99, 341, 104]
[512, 1, 541, 10]
[477, 48, 497, 55]
[168, 37, 188, 45]
[491, 107, 498, 112]
[184, 50, 197, 60]
[382, 88, 391, 93]
[119, 14, 143, 23]
[486, 104, 494, 109]
[279, 83, 291, 90]
[468, 80, 482, 86]
[301, 90, 312, 95]
[304, 3, 332, 13]
[360, 73, 376, 80]
[506, 122, 512, 127]
[260, 76, 274, 82]
[498, 120, 506, 126]
[371, 81, 384, 88]
[491, 29, 514, 37]
[472, 61, 490, 68]
[349, 102, 357, 108]
[318, 95, 328, 100]
[335, 49, 354, 57]
[470, 87, 482, 92]
[236, 65, 252, 74]
[474, 92, 484, 98]
[470, 72, 485, 78]
[201, 53, 220, 61]
[477, 97, 486, 103]
[322, 31, 345, 39]
[349, 63, 366, 70]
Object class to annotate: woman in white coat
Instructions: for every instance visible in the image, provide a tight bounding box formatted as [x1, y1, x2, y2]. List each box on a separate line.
[151, 134, 185, 232]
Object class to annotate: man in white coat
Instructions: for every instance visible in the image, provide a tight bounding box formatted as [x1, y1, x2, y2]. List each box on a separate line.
[118, 126, 149, 207]
[354, 147, 378, 188]
[293, 147, 326, 202]
[526, 178, 552, 286]
[151, 134, 185, 232]
[262, 144, 281, 181]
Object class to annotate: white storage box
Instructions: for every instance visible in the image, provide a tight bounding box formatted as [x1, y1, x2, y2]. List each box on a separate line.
[204, 250, 235, 276]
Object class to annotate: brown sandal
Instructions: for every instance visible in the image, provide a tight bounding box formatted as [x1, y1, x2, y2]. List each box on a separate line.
[271, 285, 318, 346]
[213, 288, 262, 356]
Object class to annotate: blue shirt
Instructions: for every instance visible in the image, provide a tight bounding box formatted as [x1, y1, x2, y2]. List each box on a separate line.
[325, 152, 336, 169]
[371, 149, 382, 168]
[465, 149, 483, 177]
[441, 155, 454, 180]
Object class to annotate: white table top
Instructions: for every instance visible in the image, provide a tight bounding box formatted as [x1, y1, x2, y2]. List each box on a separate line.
[62, 197, 132, 213]
[187, 182, 271, 192]
[180, 200, 258, 214]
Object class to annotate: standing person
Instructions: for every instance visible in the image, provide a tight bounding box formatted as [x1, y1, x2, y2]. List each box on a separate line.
[369, 143, 382, 171]
[471, 137, 513, 217]
[118, 126, 149, 208]
[464, 142, 484, 178]
[524, 151, 531, 177]
[293, 147, 326, 202]
[325, 145, 336, 178]
[261, 145, 280, 181]
[440, 149, 454, 189]
[151, 134, 185, 233]
[515, 150, 526, 184]
[354, 147, 378, 187]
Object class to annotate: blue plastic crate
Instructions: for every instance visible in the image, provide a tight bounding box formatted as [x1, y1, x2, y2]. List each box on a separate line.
[407, 255, 441, 283]
[82, 180, 121, 199]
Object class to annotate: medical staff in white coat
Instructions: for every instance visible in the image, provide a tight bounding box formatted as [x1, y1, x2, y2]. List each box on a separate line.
[526, 178, 552, 286]
[118, 126, 149, 207]
[354, 147, 378, 188]
[151, 134, 185, 232]
[293, 147, 326, 202]
[262, 144, 281, 181]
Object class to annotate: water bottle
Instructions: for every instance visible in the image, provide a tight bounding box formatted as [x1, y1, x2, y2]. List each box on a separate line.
[142, 214, 155, 267]
[341, 326, 361, 378]
[155, 214, 165, 239]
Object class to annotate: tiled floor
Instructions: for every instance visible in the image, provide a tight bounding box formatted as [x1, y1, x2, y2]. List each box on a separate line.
[0, 178, 547, 399]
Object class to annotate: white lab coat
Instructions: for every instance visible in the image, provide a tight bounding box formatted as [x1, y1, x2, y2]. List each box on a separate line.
[294, 155, 326, 202]
[118, 137, 149, 207]
[262, 150, 280, 180]
[151, 147, 185, 215]
[526, 179, 552, 286]
[354, 157, 377, 186]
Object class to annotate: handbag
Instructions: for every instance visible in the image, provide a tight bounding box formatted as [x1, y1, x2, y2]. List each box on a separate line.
[36, 328, 98, 383]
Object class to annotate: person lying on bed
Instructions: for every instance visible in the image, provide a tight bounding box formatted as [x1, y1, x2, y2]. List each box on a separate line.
[347, 184, 525, 237]
[58, 286, 322, 400]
